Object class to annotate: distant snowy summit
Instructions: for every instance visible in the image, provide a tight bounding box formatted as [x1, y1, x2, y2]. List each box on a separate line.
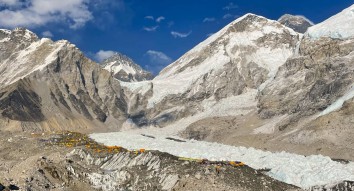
[0, 27, 38, 45]
[278, 14, 314, 33]
[101, 52, 153, 82]
[307, 4, 354, 39]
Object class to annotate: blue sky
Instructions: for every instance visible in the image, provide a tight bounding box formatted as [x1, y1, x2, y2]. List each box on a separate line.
[0, 0, 353, 74]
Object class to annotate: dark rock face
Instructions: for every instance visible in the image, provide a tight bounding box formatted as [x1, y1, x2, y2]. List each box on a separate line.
[278, 14, 314, 33]
[0, 81, 45, 122]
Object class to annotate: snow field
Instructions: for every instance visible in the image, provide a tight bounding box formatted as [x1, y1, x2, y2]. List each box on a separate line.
[307, 4, 354, 39]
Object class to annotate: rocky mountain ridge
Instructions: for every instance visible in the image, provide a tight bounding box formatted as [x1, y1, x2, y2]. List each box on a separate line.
[101, 52, 153, 82]
[0, 27, 127, 132]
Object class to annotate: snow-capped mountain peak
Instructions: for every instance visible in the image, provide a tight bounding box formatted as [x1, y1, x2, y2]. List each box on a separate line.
[307, 4, 354, 39]
[141, 13, 300, 108]
[278, 14, 314, 33]
[157, 13, 298, 80]
[101, 52, 153, 82]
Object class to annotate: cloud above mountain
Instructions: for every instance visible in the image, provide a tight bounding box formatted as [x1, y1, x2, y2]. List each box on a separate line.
[0, 0, 92, 29]
[142, 15, 166, 32]
[143, 25, 159, 32]
[223, 2, 238, 10]
[144, 16, 154, 20]
[203, 17, 216, 22]
[171, 31, 192, 38]
[42, 31, 53, 38]
[156, 16, 165, 23]
[223, 14, 239, 19]
[95, 50, 116, 62]
[145, 50, 172, 64]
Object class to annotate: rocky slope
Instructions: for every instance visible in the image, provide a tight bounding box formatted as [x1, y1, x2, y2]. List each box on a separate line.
[101, 52, 153, 82]
[278, 14, 314, 33]
[0, 28, 127, 132]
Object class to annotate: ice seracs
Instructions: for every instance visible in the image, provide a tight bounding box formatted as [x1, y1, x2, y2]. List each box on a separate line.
[307, 4, 354, 39]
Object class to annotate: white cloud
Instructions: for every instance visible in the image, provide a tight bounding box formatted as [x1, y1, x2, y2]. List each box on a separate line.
[144, 15, 154, 20]
[145, 50, 172, 65]
[223, 14, 239, 19]
[42, 30, 53, 38]
[203, 17, 216, 22]
[223, 2, 238, 10]
[156, 16, 165, 23]
[0, 0, 93, 29]
[171, 31, 192, 38]
[95, 50, 115, 62]
[143, 25, 159, 32]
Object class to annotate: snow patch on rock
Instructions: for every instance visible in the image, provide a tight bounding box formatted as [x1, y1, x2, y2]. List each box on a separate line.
[319, 84, 354, 117]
